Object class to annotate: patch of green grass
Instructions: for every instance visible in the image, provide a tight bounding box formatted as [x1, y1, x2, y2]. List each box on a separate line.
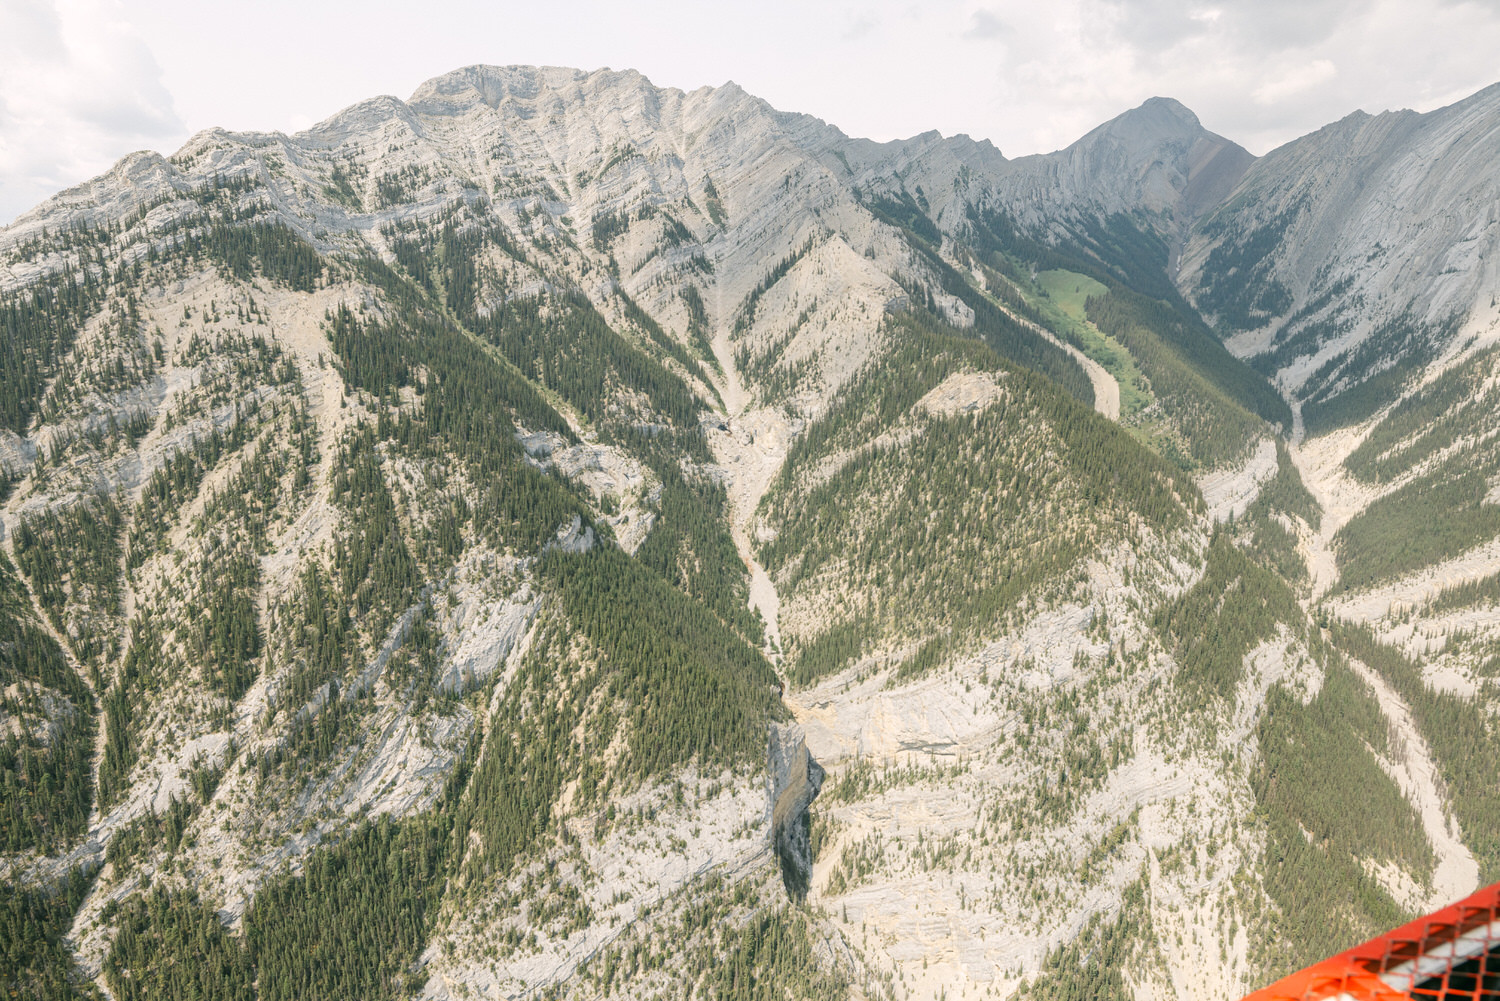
[1034, 269, 1153, 417]
[1037, 269, 1107, 321]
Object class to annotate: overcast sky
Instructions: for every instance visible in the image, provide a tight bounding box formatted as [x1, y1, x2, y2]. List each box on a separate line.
[3, 0, 1500, 223]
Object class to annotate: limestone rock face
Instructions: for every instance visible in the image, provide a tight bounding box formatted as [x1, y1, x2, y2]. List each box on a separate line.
[990, 96, 1254, 231]
[1178, 83, 1500, 424]
[764, 91, 1253, 247]
[767, 721, 825, 899]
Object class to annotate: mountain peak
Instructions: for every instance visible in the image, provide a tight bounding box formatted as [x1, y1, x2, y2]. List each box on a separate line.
[1135, 96, 1202, 126]
[1028, 93, 1249, 222]
[408, 64, 668, 113]
[1091, 95, 1208, 147]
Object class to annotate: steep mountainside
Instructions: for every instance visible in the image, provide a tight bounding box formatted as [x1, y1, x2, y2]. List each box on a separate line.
[0, 65, 1496, 1001]
[1178, 83, 1500, 435]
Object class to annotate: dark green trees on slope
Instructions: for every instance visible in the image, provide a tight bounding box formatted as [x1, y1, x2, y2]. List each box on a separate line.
[762, 310, 1195, 686]
[0, 550, 94, 854]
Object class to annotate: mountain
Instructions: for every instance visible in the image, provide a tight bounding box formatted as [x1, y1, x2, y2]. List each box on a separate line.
[1178, 82, 1500, 435]
[0, 64, 1496, 1001]
[994, 95, 1254, 229]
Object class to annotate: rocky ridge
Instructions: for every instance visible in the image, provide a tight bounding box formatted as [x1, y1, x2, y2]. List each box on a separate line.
[1178, 83, 1500, 433]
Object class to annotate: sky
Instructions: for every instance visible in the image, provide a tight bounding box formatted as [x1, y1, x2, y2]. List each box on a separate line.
[3, 0, 1500, 223]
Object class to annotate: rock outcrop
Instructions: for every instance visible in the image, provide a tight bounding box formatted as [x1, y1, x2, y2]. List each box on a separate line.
[767, 721, 825, 900]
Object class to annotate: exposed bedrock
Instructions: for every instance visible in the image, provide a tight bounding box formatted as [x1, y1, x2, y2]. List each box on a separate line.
[768, 721, 825, 900]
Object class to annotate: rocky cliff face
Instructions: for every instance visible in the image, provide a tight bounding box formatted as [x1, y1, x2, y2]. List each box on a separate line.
[1178, 83, 1500, 434]
[992, 96, 1254, 230]
[768, 723, 825, 900]
[0, 64, 1497, 1001]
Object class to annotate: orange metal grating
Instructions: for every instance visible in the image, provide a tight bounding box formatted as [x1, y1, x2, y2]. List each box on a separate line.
[1240, 881, 1500, 1001]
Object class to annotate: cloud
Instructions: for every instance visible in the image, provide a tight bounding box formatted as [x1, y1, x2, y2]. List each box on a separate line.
[0, 0, 184, 224]
[3, 0, 66, 56]
[966, 0, 1500, 156]
[964, 8, 1010, 39]
[1091, 0, 1358, 53]
[1252, 58, 1338, 105]
[842, 11, 879, 40]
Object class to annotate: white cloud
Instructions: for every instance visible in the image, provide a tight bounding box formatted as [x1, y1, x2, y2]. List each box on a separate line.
[842, 10, 879, 40]
[964, 8, 1009, 39]
[1252, 59, 1338, 106]
[965, 0, 1500, 155]
[0, 0, 184, 223]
